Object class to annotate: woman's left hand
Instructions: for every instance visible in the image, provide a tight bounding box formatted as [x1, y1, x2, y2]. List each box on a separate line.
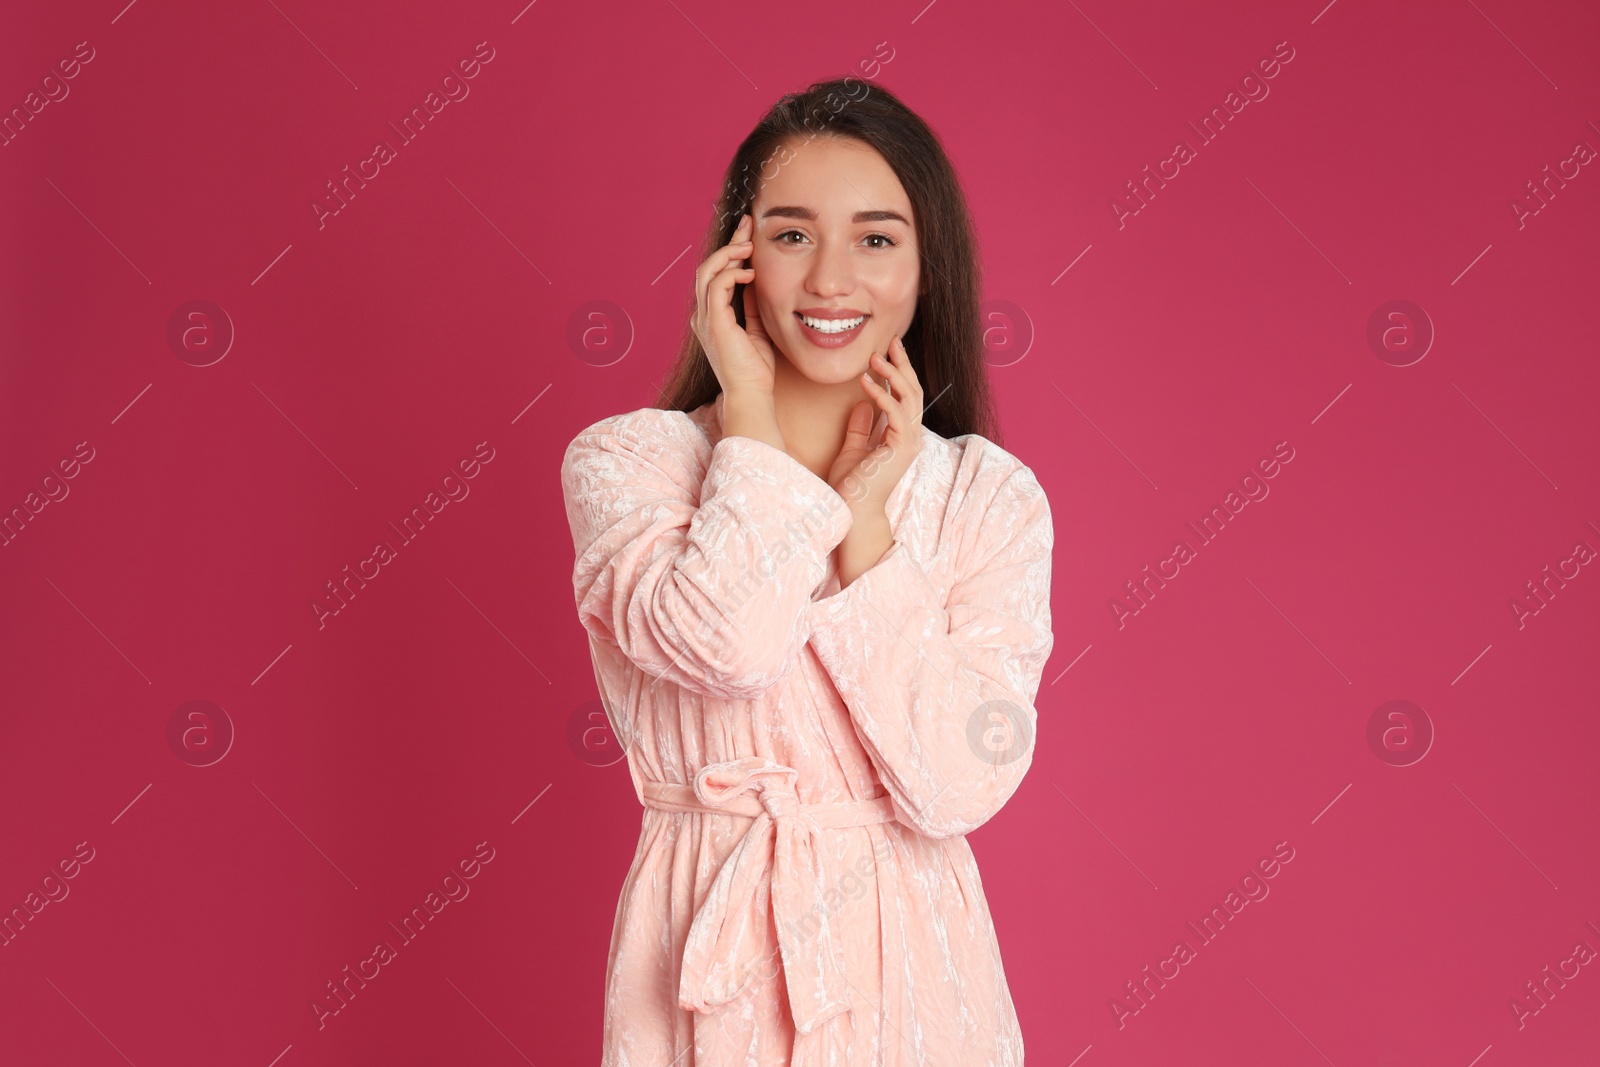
[827, 334, 923, 513]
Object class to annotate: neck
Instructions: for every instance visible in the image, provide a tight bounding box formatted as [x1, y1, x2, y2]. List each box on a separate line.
[771, 353, 867, 482]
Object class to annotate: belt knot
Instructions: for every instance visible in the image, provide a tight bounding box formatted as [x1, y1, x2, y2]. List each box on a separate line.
[640, 756, 898, 1034]
[759, 789, 800, 821]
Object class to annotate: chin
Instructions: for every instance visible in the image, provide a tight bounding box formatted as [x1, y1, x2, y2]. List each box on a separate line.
[787, 359, 866, 387]
[781, 343, 874, 387]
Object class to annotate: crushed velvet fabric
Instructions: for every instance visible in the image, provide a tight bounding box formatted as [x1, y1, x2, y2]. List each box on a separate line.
[561, 392, 1054, 1066]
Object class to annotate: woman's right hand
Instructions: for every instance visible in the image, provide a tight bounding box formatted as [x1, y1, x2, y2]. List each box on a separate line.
[692, 213, 777, 398]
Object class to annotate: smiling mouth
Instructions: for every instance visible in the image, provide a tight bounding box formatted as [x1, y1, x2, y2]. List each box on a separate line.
[795, 312, 868, 334]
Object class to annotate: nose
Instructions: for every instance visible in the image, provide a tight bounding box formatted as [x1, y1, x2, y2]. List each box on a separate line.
[804, 236, 856, 298]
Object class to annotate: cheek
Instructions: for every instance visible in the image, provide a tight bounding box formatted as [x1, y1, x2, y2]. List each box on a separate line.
[870, 268, 919, 317]
[752, 251, 784, 295]
[894, 262, 920, 303]
[752, 256, 800, 311]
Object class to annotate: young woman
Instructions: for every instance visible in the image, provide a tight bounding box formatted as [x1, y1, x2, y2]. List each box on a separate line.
[561, 77, 1054, 1066]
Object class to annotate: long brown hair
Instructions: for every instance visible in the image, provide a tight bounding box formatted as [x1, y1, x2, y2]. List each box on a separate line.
[652, 77, 1001, 445]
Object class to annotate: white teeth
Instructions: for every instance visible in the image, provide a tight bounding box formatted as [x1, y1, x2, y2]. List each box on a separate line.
[800, 314, 866, 333]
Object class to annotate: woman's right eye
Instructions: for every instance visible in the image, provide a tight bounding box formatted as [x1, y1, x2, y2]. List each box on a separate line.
[774, 230, 807, 244]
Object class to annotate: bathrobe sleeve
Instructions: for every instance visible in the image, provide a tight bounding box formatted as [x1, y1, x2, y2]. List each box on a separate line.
[806, 459, 1054, 839]
[561, 410, 853, 701]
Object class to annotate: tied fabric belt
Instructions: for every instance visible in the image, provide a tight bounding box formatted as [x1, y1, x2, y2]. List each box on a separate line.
[640, 756, 898, 1035]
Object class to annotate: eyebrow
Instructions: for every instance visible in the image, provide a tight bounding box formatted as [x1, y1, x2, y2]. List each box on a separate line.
[759, 206, 911, 226]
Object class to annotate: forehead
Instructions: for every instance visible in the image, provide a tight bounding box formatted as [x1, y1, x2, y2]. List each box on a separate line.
[752, 136, 914, 222]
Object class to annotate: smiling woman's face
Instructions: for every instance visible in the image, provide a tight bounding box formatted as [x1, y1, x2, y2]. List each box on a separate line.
[747, 135, 921, 387]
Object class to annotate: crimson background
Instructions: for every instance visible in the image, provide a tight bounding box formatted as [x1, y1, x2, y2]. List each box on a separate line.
[2, 0, 1597, 1064]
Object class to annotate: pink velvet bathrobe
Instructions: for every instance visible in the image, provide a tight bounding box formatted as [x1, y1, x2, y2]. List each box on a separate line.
[560, 392, 1054, 1066]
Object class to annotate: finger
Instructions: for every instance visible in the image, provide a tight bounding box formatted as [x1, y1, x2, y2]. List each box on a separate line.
[722, 215, 752, 266]
[709, 261, 753, 308]
[861, 371, 907, 441]
[697, 232, 755, 325]
[859, 369, 898, 417]
[698, 249, 752, 329]
[841, 399, 875, 448]
[869, 404, 890, 450]
[869, 350, 912, 405]
[741, 279, 766, 340]
[885, 338, 924, 428]
[712, 264, 756, 336]
[889, 336, 923, 397]
[699, 266, 755, 359]
[869, 350, 903, 392]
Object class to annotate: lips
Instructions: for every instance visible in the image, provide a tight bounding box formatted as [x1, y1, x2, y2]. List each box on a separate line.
[795, 310, 869, 349]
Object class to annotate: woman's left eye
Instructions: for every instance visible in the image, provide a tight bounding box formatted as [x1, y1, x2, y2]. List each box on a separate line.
[864, 233, 896, 249]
